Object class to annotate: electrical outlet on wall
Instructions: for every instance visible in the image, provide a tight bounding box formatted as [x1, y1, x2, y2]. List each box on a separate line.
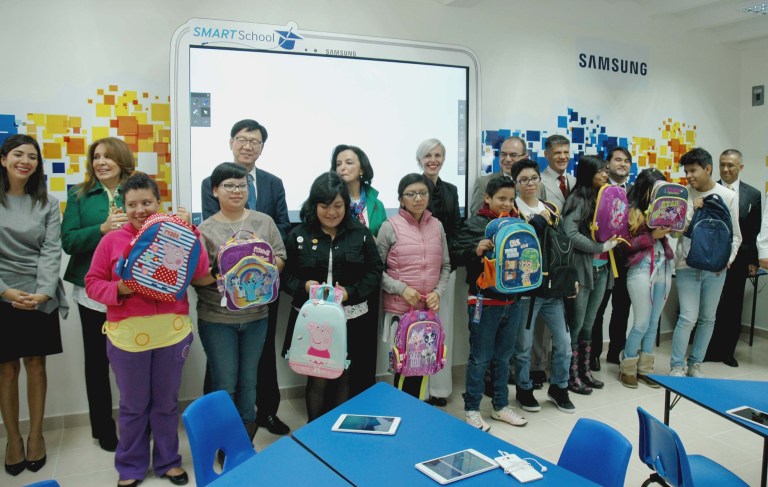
[753, 85, 764, 106]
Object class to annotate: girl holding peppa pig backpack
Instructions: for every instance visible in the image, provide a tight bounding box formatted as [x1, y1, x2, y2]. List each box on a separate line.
[85, 172, 211, 487]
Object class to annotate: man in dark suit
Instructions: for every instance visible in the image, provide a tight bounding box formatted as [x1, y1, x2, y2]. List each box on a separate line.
[201, 119, 292, 435]
[707, 149, 762, 367]
[590, 147, 632, 370]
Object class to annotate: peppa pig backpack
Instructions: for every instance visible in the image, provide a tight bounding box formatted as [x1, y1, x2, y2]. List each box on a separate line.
[646, 181, 689, 232]
[391, 308, 446, 379]
[285, 283, 349, 379]
[215, 230, 280, 310]
[116, 213, 201, 303]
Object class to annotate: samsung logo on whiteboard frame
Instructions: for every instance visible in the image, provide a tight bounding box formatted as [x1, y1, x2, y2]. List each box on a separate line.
[578, 53, 648, 76]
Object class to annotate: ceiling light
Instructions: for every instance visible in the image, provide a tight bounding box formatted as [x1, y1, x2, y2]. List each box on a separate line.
[738, 3, 768, 14]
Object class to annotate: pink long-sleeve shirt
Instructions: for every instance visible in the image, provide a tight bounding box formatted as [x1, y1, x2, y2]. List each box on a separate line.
[85, 221, 210, 322]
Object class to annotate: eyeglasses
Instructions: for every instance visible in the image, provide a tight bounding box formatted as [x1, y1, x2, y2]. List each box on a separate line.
[402, 191, 429, 200]
[500, 151, 526, 159]
[516, 176, 541, 186]
[233, 137, 264, 148]
[221, 183, 248, 193]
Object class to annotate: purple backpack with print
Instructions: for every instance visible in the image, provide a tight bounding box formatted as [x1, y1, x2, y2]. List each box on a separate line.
[215, 231, 280, 310]
[590, 184, 630, 242]
[391, 309, 446, 377]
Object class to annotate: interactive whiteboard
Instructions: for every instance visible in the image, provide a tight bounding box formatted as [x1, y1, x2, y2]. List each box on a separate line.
[171, 19, 481, 223]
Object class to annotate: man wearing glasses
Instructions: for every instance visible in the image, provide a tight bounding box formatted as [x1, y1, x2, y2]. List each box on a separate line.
[470, 136, 545, 215]
[201, 119, 292, 436]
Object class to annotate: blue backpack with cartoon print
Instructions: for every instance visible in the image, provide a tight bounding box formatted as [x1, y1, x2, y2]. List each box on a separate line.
[476, 213, 543, 294]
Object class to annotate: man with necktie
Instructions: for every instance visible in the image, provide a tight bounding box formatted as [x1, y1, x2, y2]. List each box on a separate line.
[201, 119, 292, 435]
[706, 149, 761, 367]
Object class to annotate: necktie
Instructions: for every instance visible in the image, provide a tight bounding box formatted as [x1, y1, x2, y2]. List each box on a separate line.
[559, 175, 568, 199]
[726, 183, 733, 191]
[247, 174, 257, 210]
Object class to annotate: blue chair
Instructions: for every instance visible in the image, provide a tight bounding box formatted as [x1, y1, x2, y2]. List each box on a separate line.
[182, 390, 256, 486]
[24, 481, 61, 487]
[637, 407, 749, 486]
[557, 417, 632, 487]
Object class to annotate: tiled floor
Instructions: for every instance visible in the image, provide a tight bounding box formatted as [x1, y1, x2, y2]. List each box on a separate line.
[3, 335, 767, 486]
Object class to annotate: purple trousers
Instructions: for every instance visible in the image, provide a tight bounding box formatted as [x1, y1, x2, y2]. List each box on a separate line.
[107, 333, 193, 480]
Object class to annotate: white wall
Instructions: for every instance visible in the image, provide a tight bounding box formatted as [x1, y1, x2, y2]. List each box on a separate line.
[0, 0, 757, 422]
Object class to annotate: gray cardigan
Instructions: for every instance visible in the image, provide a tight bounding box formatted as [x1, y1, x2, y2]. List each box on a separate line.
[562, 202, 614, 291]
[0, 194, 68, 316]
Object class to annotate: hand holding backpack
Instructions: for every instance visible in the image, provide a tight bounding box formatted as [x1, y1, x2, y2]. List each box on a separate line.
[116, 213, 201, 302]
[683, 193, 733, 272]
[475, 212, 543, 294]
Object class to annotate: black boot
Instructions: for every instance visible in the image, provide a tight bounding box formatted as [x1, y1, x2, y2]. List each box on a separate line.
[567, 347, 592, 395]
[579, 340, 604, 389]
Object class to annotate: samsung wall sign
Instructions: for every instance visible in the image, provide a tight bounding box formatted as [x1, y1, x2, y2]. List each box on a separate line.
[578, 53, 648, 76]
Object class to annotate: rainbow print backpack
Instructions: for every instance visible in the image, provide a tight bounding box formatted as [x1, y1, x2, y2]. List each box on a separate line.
[116, 213, 201, 303]
[476, 214, 542, 294]
[646, 181, 688, 232]
[391, 308, 446, 378]
[215, 231, 280, 310]
[286, 284, 349, 379]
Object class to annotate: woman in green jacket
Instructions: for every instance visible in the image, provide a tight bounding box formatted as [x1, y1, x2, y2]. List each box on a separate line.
[61, 137, 134, 451]
[331, 144, 387, 237]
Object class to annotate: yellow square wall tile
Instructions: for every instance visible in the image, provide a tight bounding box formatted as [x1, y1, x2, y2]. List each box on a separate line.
[50, 177, 66, 192]
[96, 104, 112, 117]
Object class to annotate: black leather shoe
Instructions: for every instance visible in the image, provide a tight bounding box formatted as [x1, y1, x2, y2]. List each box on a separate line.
[161, 470, 189, 485]
[428, 396, 448, 407]
[723, 356, 739, 368]
[256, 415, 290, 435]
[4, 458, 26, 476]
[26, 454, 46, 472]
[99, 435, 118, 452]
[589, 355, 601, 371]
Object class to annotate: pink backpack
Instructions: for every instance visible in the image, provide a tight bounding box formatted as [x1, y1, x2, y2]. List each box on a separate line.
[391, 309, 446, 377]
[215, 231, 280, 310]
[590, 184, 630, 277]
[646, 181, 688, 232]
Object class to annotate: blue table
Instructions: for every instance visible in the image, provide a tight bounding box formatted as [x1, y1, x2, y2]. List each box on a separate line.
[648, 374, 768, 487]
[208, 436, 351, 486]
[291, 382, 598, 486]
[749, 268, 767, 346]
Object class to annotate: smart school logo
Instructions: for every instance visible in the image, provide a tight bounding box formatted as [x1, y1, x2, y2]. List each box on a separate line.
[192, 21, 302, 51]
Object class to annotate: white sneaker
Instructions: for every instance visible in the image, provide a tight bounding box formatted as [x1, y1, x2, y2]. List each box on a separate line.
[465, 411, 490, 432]
[686, 363, 705, 378]
[669, 366, 687, 377]
[491, 406, 528, 427]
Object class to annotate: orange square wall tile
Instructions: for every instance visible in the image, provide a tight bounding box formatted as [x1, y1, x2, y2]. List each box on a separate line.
[116, 116, 138, 136]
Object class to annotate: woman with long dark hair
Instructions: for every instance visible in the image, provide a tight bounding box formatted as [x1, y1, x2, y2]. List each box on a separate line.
[619, 169, 673, 388]
[282, 172, 383, 420]
[331, 145, 387, 237]
[562, 155, 616, 395]
[61, 137, 135, 452]
[0, 134, 67, 476]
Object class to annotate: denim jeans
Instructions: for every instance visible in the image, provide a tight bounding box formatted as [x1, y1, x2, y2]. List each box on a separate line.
[514, 297, 572, 389]
[625, 254, 670, 357]
[570, 263, 610, 346]
[463, 301, 521, 411]
[670, 267, 726, 368]
[198, 318, 268, 423]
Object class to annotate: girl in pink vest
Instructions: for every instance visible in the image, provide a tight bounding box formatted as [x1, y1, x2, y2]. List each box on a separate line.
[377, 174, 451, 399]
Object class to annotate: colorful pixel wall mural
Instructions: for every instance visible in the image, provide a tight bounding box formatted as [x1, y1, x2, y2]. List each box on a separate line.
[482, 107, 696, 185]
[1, 86, 173, 213]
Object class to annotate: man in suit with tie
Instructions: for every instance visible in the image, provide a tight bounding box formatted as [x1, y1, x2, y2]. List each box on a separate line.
[201, 119, 292, 435]
[539, 135, 576, 212]
[470, 136, 546, 215]
[706, 149, 762, 367]
[590, 147, 633, 370]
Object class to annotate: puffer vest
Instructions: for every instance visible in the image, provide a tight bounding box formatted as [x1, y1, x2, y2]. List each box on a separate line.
[383, 208, 444, 314]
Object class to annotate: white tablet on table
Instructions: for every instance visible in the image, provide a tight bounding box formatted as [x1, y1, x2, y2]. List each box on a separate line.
[726, 405, 768, 429]
[415, 448, 498, 484]
[331, 414, 401, 435]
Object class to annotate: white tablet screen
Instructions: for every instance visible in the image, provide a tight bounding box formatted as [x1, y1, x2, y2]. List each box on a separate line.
[729, 407, 768, 427]
[421, 450, 496, 481]
[336, 415, 398, 433]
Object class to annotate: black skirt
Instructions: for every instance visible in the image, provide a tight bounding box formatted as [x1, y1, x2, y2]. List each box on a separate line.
[0, 301, 63, 362]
